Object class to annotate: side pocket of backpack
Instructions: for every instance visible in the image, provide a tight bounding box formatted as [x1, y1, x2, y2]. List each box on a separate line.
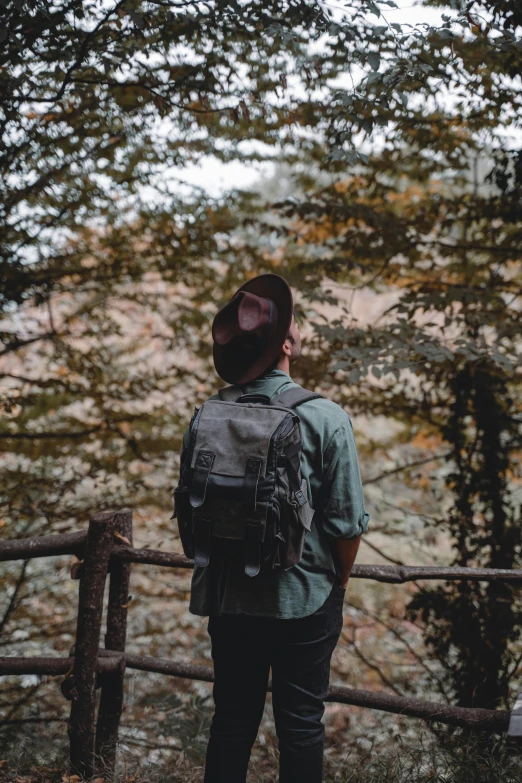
[172, 406, 200, 560]
[172, 485, 195, 560]
[277, 469, 314, 570]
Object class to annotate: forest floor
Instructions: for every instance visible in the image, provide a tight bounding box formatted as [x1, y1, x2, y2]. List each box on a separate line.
[1, 714, 522, 783]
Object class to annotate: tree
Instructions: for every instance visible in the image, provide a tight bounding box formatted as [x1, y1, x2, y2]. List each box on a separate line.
[1, 0, 408, 311]
[4, 0, 521, 756]
[265, 0, 522, 715]
[0, 0, 413, 534]
[1, 0, 421, 747]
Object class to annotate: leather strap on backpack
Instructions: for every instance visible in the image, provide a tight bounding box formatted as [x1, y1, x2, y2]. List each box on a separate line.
[194, 516, 212, 567]
[244, 457, 262, 511]
[283, 455, 306, 503]
[245, 523, 261, 577]
[190, 449, 215, 508]
[236, 393, 271, 405]
[270, 388, 323, 409]
[218, 385, 323, 408]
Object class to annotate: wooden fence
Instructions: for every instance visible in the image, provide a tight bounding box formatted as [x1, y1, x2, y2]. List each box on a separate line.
[1, 508, 521, 778]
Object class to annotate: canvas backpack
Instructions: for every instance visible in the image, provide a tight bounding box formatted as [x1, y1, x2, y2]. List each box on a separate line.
[172, 383, 324, 577]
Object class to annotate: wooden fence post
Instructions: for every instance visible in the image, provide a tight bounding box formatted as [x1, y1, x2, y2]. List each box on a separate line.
[95, 508, 133, 774]
[68, 510, 118, 779]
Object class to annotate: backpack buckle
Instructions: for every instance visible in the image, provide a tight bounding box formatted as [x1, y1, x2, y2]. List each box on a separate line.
[294, 489, 306, 506]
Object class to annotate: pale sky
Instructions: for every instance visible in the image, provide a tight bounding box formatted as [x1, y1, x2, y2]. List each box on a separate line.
[175, 0, 459, 197]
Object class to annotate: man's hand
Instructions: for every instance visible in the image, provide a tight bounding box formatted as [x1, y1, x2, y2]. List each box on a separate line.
[334, 535, 362, 588]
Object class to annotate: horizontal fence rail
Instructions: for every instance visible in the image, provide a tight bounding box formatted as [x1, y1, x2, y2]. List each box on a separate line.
[0, 529, 87, 561]
[4, 531, 522, 583]
[0, 652, 510, 733]
[1, 512, 521, 777]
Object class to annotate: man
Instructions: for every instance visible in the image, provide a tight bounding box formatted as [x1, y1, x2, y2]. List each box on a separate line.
[177, 273, 369, 782]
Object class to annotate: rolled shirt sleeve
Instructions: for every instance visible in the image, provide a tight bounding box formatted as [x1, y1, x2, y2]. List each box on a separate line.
[320, 414, 370, 541]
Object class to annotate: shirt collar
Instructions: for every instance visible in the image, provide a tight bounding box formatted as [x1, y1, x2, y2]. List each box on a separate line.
[240, 369, 295, 395]
[261, 369, 290, 379]
[244, 369, 291, 385]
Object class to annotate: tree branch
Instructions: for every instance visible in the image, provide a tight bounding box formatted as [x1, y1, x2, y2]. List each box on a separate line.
[364, 451, 452, 485]
[0, 560, 28, 637]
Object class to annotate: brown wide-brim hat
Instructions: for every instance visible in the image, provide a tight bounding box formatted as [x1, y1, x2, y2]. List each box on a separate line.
[212, 273, 293, 385]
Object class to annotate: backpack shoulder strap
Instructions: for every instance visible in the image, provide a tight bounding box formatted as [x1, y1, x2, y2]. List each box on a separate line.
[270, 387, 324, 409]
[217, 384, 244, 401]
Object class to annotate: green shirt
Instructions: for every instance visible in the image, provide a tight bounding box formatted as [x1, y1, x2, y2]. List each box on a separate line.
[180, 369, 370, 619]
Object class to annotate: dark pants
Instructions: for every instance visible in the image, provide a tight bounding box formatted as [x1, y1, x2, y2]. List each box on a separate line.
[204, 582, 345, 783]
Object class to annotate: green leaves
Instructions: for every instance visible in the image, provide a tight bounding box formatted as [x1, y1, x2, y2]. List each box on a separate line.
[262, 0, 522, 714]
[367, 52, 380, 71]
[2, 0, 522, 751]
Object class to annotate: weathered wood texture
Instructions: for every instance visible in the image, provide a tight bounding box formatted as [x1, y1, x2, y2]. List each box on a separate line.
[325, 685, 509, 732]
[2, 516, 521, 760]
[68, 510, 118, 779]
[352, 564, 522, 584]
[0, 651, 510, 732]
[111, 545, 193, 569]
[0, 655, 122, 676]
[122, 653, 510, 732]
[3, 529, 522, 584]
[111, 546, 522, 583]
[95, 509, 133, 773]
[0, 530, 87, 561]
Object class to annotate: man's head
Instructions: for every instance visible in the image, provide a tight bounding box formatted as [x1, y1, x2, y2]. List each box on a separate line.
[211, 273, 297, 384]
[261, 310, 301, 377]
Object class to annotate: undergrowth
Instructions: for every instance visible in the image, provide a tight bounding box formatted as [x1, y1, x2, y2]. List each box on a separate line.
[1, 729, 522, 783]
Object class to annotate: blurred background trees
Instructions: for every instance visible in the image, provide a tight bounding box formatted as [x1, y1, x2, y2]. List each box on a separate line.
[1, 0, 521, 775]
[264, 0, 522, 715]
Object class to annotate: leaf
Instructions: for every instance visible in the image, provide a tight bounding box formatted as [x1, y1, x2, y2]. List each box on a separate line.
[367, 53, 380, 71]
[114, 531, 131, 546]
[366, 0, 381, 18]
